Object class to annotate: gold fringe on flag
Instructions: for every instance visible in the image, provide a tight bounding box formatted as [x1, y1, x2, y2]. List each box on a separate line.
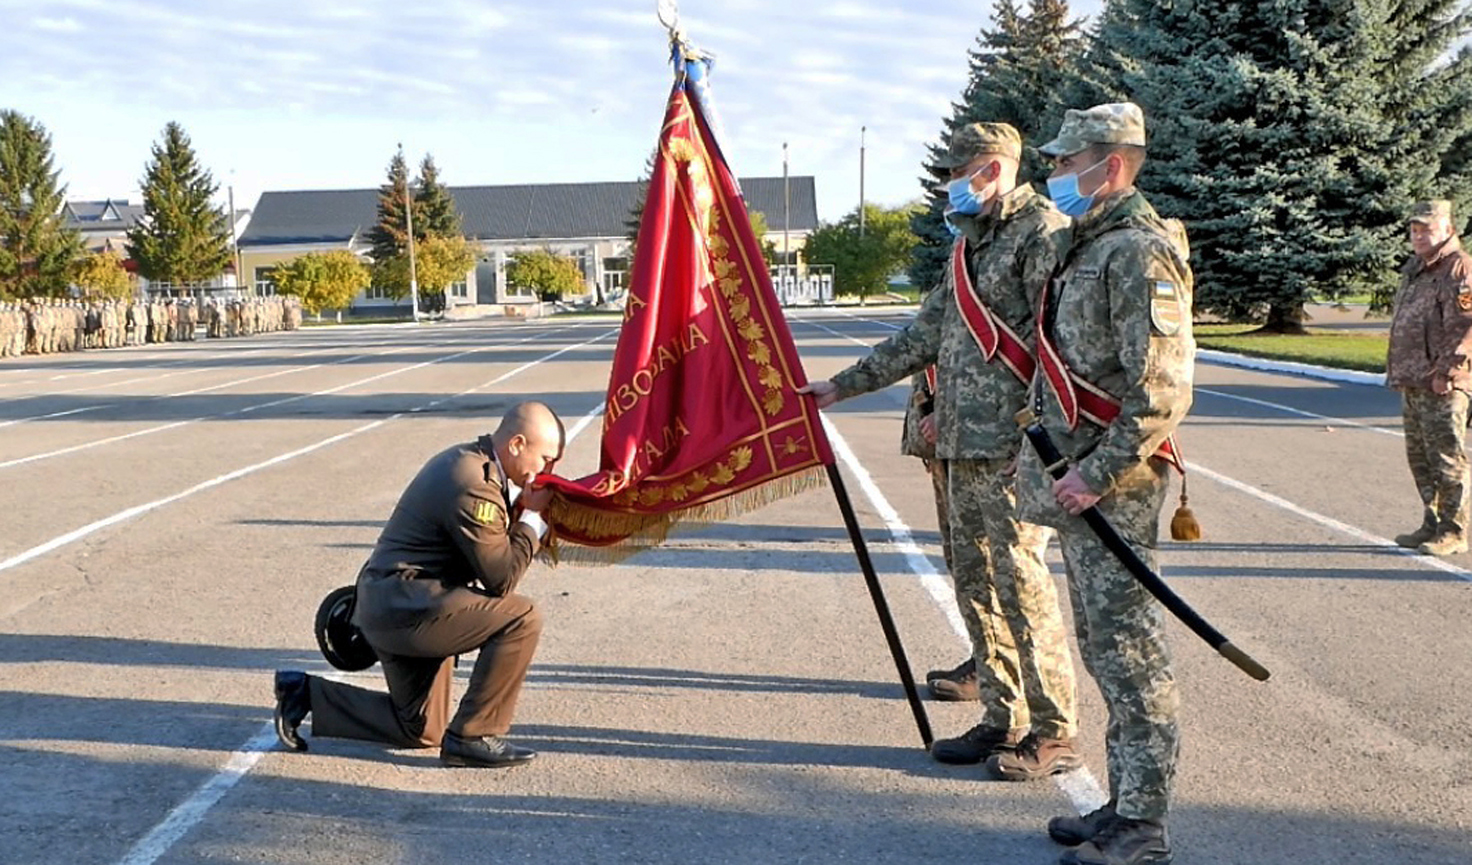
[541, 466, 828, 566]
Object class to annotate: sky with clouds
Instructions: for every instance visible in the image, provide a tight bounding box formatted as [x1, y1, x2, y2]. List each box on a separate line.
[0, 0, 1104, 224]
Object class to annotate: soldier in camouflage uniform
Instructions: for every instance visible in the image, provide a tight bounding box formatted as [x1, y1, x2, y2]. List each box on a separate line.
[906, 367, 978, 701]
[1387, 199, 1472, 557]
[1016, 103, 1193, 865]
[801, 123, 1080, 777]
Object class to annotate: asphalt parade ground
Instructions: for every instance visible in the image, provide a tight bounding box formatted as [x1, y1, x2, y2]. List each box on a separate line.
[0, 311, 1467, 865]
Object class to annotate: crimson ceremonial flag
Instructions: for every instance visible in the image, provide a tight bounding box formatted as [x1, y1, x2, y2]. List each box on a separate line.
[541, 51, 832, 559]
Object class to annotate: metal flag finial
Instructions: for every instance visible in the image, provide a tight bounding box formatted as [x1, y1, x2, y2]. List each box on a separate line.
[657, 0, 680, 37]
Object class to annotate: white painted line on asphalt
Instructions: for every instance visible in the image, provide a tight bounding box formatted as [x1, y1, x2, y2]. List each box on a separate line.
[566, 404, 606, 443]
[0, 350, 383, 437]
[0, 332, 559, 471]
[0, 418, 393, 575]
[1195, 388, 1403, 438]
[0, 346, 284, 393]
[800, 316, 1111, 816]
[1188, 461, 1472, 581]
[114, 725, 278, 865]
[0, 404, 106, 429]
[1, 330, 614, 577]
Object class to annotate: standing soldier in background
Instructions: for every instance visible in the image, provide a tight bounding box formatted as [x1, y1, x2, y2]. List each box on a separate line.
[1387, 199, 1472, 557]
[1017, 103, 1194, 865]
[801, 122, 1080, 779]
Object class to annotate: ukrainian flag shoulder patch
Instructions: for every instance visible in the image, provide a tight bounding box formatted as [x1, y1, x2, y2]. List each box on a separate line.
[1150, 280, 1183, 336]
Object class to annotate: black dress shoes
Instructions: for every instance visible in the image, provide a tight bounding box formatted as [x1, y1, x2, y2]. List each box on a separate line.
[439, 729, 536, 768]
[273, 670, 311, 752]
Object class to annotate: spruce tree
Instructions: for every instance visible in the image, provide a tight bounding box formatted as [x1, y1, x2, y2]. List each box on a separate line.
[0, 110, 82, 298]
[416, 154, 461, 238]
[1078, 0, 1472, 328]
[127, 122, 231, 286]
[367, 146, 423, 266]
[908, 0, 1085, 293]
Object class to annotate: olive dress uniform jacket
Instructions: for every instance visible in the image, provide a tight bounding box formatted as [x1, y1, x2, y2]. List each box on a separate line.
[354, 435, 542, 631]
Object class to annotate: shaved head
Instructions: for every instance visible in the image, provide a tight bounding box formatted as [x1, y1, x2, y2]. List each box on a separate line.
[493, 401, 565, 486]
[495, 401, 562, 451]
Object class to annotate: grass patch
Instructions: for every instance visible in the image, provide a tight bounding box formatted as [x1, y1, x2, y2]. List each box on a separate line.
[1194, 324, 1387, 373]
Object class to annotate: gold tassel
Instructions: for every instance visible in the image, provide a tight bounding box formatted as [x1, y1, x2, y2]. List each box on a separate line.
[1170, 473, 1202, 541]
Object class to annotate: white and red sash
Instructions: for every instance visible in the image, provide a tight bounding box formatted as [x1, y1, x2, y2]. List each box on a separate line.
[950, 238, 1035, 385]
[1035, 281, 1185, 474]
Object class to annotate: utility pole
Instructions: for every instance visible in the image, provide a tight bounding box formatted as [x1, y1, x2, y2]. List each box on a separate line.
[859, 126, 866, 238]
[404, 157, 421, 322]
[227, 183, 242, 295]
[782, 141, 790, 279]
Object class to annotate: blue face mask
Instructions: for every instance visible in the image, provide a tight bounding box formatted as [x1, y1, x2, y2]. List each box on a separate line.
[946, 174, 984, 215]
[1046, 157, 1109, 217]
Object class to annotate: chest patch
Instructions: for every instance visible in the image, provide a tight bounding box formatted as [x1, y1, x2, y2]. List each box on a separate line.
[1072, 266, 1103, 281]
[1150, 281, 1184, 336]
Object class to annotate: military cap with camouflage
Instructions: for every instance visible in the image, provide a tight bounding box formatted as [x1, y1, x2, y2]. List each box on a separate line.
[936, 122, 1023, 169]
[1039, 102, 1147, 157]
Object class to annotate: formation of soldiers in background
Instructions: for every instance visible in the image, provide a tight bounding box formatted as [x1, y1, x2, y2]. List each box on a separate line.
[0, 295, 303, 357]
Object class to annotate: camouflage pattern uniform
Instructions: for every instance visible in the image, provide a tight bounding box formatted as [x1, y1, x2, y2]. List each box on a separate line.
[1018, 104, 1194, 827]
[1387, 201, 1472, 550]
[831, 125, 1077, 745]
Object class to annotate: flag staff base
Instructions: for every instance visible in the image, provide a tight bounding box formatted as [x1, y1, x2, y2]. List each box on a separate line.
[825, 462, 934, 748]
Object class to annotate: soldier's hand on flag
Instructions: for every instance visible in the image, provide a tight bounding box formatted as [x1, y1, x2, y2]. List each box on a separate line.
[521, 485, 554, 512]
[1052, 466, 1101, 516]
[795, 380, 839, 408]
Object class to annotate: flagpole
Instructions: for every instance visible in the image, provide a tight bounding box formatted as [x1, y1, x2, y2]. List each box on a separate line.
[825, 462, 934, 748]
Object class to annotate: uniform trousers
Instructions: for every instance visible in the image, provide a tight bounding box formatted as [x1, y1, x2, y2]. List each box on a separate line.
[943, 458, 1076, 739]
[1054, 461, 1179, 821]
[309, 587, 541, 748]
[1402, 387, 1471, 536]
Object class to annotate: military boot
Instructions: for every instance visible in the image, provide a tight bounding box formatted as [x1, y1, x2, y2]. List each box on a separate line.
[926, 657, 980, 702]
[925, 656, 975, 682]
[1393, 521, 1437, 549]
[1060, 817, 1171, 865]
[1049, 802, 1117, 846]
[929, 723, 1023, 765]
[986, 732, 1082, 780]
[1418, 532, 1467, 556]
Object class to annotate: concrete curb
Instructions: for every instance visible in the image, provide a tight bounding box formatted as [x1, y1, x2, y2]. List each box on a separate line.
[1197, 349, 1386, 387]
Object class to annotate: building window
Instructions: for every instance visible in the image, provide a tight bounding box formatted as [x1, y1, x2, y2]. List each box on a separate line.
[254, 267, 278, 296]
[450, 280, 468, 299]
[365, 284, 394, 300]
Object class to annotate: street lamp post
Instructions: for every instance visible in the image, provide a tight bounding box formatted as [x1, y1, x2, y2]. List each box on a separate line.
[782, 141, 790, 281]
[227, 183, 242, 295]
[404, 174, 421, 321]
[859, 126, 866, 238]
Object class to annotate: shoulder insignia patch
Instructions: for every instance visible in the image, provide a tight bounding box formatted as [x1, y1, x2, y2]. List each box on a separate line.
[472, 499, 502, 526]
[1150, 280, 1184, 336]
